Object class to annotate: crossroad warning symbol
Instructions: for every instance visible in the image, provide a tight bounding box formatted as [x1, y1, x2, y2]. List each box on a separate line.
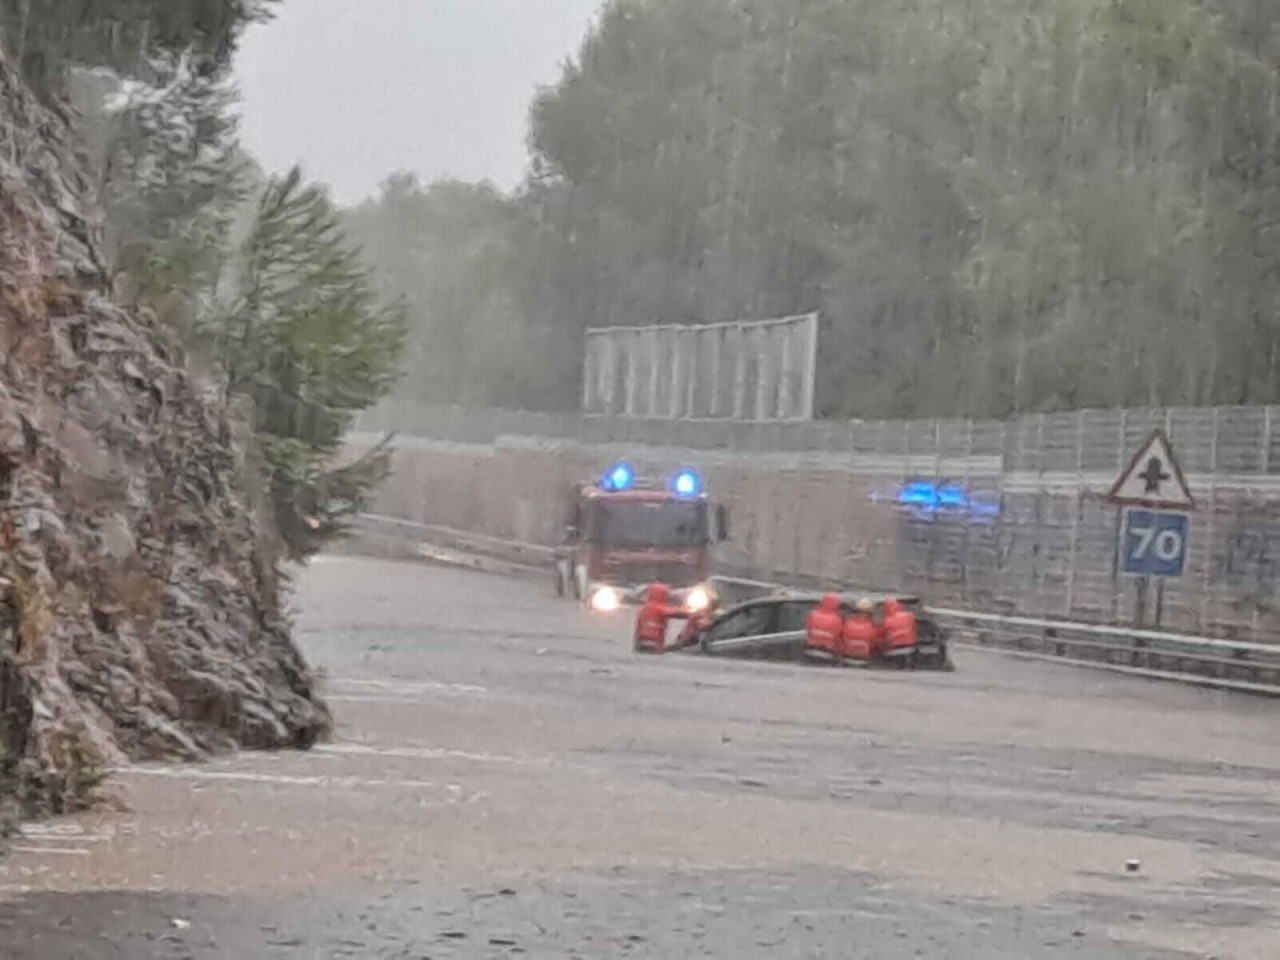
[1107, 428, 1195, 510]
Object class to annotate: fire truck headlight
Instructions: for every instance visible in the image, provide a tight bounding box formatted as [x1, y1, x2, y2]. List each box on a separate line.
[686, 585, 711, 612]
[591, 587, 621, 613]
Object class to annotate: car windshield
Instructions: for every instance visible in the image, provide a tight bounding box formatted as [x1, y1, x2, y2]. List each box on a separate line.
[592, 500, 707, 548]
[709, 604, 774, 640]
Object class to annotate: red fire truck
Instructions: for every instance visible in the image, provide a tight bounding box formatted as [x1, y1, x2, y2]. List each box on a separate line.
[553, 461, 729, 613]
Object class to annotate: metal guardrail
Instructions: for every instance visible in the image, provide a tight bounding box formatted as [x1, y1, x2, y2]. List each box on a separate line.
[931, 608, 1280, 695]
[358, 514, 556, 565]
[353, 515, 1280, 695]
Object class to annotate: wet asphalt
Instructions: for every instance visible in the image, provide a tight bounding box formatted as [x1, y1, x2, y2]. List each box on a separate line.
[2, 555, 1278, 958]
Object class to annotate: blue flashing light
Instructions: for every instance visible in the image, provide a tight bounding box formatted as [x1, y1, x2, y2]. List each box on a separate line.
[601, 461, 635, 492]
[937, 484, 968, 509]
[897, 481, 939, 510]
[896, 480, 1002, 520]
[671, 468, 702, 498]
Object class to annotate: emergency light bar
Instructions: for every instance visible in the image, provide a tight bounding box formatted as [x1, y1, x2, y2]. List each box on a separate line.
[597, 462, 705, 497]
[671, 468, 702, 497]
[896, 479, 1001, 519]
[600, 461, 635, 492]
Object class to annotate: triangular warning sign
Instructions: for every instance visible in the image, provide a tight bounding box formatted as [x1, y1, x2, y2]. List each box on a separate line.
[1107, 428, 1195, 510]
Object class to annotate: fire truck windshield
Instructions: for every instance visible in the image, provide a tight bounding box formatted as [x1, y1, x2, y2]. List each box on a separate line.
[591, 500, 708, 548]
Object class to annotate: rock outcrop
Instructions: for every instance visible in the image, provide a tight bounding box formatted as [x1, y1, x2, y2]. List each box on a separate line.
[0, 55, 330, 818]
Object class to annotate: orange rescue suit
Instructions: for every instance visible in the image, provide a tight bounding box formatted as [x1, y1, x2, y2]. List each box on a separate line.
[634, 584, 686, 654]
[882, 597, 918, 651]
[805, 594, 844, 655]
[841, 611, 880, 661]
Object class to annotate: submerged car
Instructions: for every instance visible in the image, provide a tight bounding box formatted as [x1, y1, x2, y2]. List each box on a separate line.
[673, 591, 954, 671]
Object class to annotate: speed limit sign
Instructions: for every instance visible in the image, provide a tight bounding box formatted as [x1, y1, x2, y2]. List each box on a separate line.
[1121, 509, 1189, 578]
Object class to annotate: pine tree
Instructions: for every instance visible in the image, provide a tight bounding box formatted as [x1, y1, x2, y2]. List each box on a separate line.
[43, 4, 407, 561]
[217, 168, 407, 559]
[73, 56, 249, 343]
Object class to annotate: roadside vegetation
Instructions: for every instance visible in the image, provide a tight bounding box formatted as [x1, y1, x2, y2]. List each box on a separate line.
[0, 0, 338, 817]
[350, 0, 1280, 419]
[6, 0, 405, 562]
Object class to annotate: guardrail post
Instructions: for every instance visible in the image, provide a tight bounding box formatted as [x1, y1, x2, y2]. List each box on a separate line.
[1200, 407, 1221, 635]
[1131, 635, 1147, 669]
[1111, 409, 1127, 623]
[1065, 410, 1083, 619]
[1045, 626, 1062, 658]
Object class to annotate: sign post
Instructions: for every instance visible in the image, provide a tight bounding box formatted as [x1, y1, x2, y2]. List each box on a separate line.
[1107, 429, 1195, 628]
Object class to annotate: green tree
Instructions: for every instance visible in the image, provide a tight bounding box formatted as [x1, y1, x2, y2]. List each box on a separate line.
[345, 175, 561, 408]
[218, 168, 407, 558]
[47, 4, 407, 560]
[71, 56, 250, 344]
[419, 0, 1280, 418]
[0, 0, 275, 93]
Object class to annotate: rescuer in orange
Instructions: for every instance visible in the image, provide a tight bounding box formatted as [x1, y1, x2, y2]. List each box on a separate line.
[841, 597, 880, 661]
[805, 593, 844, 658]
[633, 583, 688, 654]
[882, 596, 918, 653]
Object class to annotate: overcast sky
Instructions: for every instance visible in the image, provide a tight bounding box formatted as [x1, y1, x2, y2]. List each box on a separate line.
[236, 0, 604, 204]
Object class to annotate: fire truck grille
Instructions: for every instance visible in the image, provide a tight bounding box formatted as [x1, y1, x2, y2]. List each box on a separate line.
[605, 561, 697, 587]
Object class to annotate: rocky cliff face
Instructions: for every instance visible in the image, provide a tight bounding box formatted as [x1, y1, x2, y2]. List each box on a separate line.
[0, 56, 331, 820]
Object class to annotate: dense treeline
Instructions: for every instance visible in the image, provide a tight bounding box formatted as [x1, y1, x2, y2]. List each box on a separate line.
[351, 0, 1280, 419]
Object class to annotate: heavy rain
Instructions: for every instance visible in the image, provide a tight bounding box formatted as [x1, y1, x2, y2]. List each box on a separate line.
[2, 2, 1279, 958]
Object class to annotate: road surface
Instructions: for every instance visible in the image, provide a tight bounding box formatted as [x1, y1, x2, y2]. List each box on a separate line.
[2, 555, 1279, 958]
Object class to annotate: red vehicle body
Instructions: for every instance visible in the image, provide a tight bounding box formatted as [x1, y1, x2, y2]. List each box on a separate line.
[554, 471, 729, 611]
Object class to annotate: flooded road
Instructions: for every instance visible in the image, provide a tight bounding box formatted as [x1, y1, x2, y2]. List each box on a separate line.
[3, 556, 1278, 958]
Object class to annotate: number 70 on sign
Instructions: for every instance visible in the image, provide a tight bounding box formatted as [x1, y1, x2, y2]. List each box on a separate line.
[1121, 509, 1190, 578]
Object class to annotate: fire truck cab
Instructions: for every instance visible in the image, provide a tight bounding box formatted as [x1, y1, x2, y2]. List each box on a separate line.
[554, 461, 730, 613]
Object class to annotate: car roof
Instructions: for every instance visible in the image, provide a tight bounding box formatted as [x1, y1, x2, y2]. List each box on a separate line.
[723, 591, 923, 610]
[770, 589, 919, 602]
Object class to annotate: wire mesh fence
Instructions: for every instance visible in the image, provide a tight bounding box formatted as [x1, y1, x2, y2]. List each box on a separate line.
[355, 402, 1280, 643]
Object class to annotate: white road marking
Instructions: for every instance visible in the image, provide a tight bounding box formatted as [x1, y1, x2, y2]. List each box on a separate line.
[19, 823, 84, 835]
[118, 767, 443, 791]
[327, 694, 482, 706]
[17, 825, 112, 844]
[8, 847, 91, 857]
[329, 677, 488, 696]
[316, 742, 536, 766]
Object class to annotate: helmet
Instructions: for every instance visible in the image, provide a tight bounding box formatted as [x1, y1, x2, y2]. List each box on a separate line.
[855, 597, 875, 613]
